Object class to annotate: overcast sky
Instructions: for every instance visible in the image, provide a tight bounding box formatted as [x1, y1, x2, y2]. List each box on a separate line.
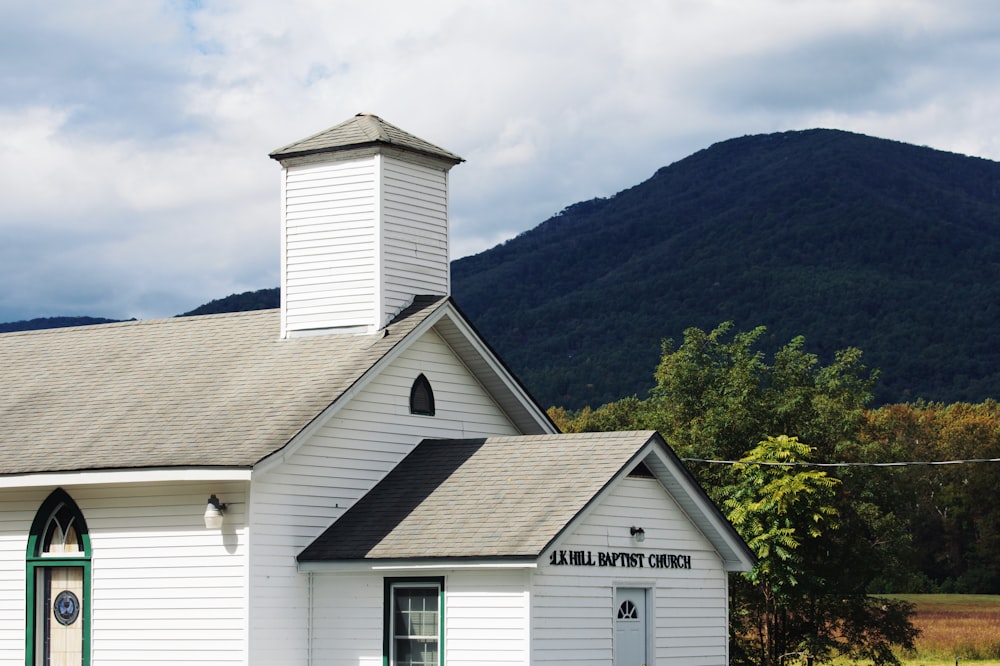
[2, 1, 999, 322]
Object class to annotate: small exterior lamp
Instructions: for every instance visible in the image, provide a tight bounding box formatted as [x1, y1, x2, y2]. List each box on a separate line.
[630, 526, 645, 543]
[204, 495, 227, 529]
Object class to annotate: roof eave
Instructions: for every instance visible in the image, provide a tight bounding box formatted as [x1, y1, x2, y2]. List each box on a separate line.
[432, 298, 557, 435]
[269, 140, 464, 166]
[642, 435, 757, 572]
[534, 433, 756, 573]
[297, 555, 538, 573]
[252, 297, 453, 475]
[0, 466, 253, 489]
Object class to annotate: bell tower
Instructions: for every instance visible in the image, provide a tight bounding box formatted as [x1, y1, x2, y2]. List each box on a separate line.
[270, 113, 463, 337]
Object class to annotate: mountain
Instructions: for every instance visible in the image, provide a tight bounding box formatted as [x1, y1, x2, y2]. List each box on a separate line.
[179, 288, 279, 316]
[0, 316, 125, 333]
[6, 130, 1000, 411]
[451, 129, 1000, 409]
[0, 291, 282, 333]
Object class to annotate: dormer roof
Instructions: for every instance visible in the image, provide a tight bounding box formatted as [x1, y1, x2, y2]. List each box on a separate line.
[297, 431, 755, 572]
[269, 112, 464, 164]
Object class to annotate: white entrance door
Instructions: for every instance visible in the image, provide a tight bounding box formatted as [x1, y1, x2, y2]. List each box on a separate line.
[614, 587, 647, 666]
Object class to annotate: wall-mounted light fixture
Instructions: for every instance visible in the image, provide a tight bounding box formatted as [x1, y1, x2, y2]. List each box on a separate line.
[204, 495, 227, 529]
[630, 526, 645, 543]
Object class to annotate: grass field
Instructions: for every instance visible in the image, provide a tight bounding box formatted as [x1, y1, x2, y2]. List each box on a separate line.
[886, 594, 1000, 665]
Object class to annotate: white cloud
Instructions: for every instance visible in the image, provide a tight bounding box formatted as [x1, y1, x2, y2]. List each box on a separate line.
[1, 0, 1000, 321]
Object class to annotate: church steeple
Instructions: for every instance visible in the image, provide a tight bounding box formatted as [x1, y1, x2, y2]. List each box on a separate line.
[270, 113, 463, 337]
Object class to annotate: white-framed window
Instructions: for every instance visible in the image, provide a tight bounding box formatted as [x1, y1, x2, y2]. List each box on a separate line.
[385, 578, 443, 666]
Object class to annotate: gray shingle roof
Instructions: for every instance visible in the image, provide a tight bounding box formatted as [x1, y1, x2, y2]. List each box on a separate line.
[0, 297, 446, 475]
[269, 113, 464, 164]
[298, 432, 659, 562]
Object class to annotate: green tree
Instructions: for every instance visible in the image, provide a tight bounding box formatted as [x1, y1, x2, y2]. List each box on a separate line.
[861, 400, 1000, 593]
[725, 436, 917, 666]
[562, 322, 878, 500]
[643, 322, 873, 465]
[553, 322, 919, 663]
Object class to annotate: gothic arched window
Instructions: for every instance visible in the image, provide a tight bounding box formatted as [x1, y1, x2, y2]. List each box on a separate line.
[409, 374, 436, 416]
[26, 489, 92, 666]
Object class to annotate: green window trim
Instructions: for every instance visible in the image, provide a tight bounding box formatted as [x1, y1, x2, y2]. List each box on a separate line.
[383, 577, 444, 666]
[25, 488, 92, 666]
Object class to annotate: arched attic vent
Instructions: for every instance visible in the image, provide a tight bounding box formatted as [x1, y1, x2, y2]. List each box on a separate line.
[409, 374, 436, 416]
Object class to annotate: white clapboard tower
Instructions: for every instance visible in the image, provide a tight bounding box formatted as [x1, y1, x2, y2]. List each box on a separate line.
[270, 113, 464, 337]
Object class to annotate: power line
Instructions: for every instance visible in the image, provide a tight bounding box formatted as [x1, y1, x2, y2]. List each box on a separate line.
[680, 457, 1000, 468]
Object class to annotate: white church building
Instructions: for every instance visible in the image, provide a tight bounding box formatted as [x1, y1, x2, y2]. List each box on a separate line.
[0, 113, 754, 666]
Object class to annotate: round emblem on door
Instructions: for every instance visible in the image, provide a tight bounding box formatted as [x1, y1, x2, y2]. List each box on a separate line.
[53, 590, 80, 626]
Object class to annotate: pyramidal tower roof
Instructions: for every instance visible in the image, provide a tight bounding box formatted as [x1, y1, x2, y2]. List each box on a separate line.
[270, 112, 463, 164]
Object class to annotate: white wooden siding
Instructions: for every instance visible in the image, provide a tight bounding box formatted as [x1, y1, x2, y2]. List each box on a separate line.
[532, 477, 730, 666]
[381, 155, 450, 320]
[310, 569, 529, 666]
[283, 159, 378, 332]
[248, 329, 521, 666]
[445, 571, 530, 665]
[282, 154, 451, 334]
[309, 574, 383, 666]
[0, 490, 39, 664]
[0, 482, 248, 666]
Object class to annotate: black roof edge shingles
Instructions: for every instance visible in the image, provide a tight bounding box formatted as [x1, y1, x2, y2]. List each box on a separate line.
[298, 438, 488, 562]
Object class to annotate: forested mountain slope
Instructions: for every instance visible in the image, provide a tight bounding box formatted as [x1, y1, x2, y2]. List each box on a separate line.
[452, 129, 1000, 409]
[0, 316, 124, 332]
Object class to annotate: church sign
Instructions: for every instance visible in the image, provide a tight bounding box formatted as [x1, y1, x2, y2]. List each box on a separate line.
[547, 549, 692, 570]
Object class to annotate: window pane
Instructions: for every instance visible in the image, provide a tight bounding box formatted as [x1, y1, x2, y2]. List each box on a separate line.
[394, 587, 438, 637]
[42, 520, 65, 553]
[395, 638, 438, 666]
[42, 505, 82, 554]
[392, 585, 439, 666]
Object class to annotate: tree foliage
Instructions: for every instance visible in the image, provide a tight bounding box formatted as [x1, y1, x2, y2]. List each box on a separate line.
[643, 323, 875, 464]
[725, 436, 840, 591]
[553, 322, 918, 665]
[725, 436, 916, 666]
[860, 400, 1000, 593]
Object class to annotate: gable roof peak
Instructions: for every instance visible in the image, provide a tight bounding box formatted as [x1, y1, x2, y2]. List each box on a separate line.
[297, 430, 754, 573]
[269, 112, 464, 165]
